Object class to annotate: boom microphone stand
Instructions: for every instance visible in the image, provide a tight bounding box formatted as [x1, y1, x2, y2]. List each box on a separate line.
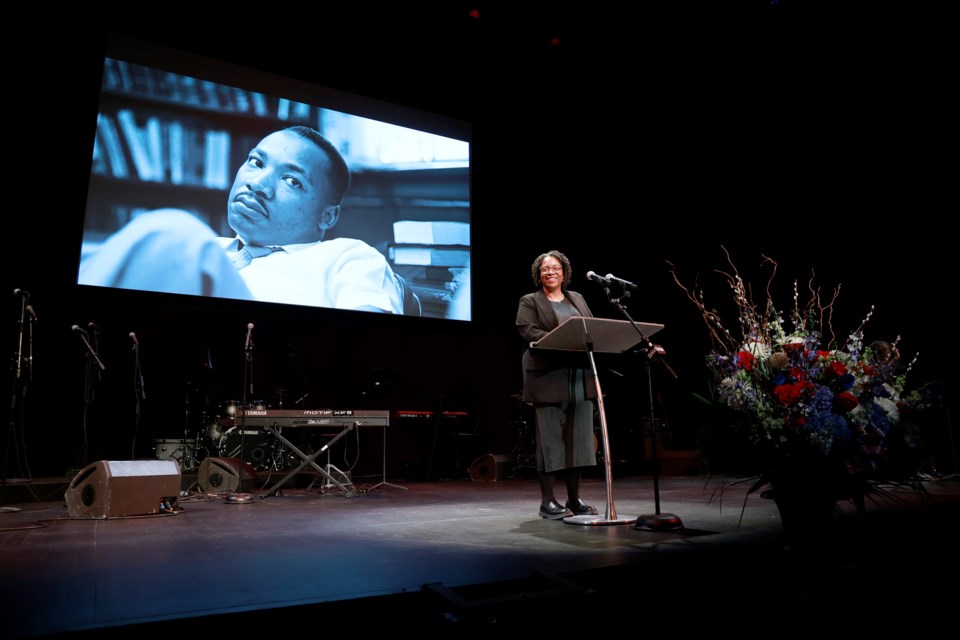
[129, 332, 147, 460]
[592, 273, 683, 531]
[73, 323, 105, 468]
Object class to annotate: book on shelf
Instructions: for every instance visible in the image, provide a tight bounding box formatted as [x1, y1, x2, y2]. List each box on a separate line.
[388, 244, 470, 267]
[116, 109, 163, 182]
[166, 120, 185, 185]
[93, 113, 129, 179]
[392, 220, 469, 246]
[203, 130, 231, 189]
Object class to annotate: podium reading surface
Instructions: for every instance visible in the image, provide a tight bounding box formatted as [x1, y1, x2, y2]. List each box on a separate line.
[533, 316, 663, 353]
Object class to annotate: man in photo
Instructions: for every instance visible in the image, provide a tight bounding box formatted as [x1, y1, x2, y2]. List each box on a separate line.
[79, 125, 404, 314]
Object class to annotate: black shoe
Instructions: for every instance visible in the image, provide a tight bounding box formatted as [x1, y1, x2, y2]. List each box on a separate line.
[565, 499, 598, 516]
[539, 500, 573, 520]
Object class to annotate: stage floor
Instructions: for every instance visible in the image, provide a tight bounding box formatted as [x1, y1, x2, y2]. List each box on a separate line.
[1, 470, 958, 636]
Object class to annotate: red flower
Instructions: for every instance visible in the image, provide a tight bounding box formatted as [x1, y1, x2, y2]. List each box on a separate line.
[786, 414, 807, 428]
[773, 381, 814, 406]
[736, 351, 756, 371]
[833, 391, 859, 413]
[822, 360, 848, 381]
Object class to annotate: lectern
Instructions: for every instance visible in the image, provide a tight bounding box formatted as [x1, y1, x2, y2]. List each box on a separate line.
[533, 316, 663, 525]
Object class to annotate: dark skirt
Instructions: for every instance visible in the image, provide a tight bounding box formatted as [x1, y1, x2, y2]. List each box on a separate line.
[534, 369, 597, 473]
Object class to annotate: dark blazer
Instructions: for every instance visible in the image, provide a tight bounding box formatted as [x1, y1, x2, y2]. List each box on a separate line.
[516, 289, 598, 404]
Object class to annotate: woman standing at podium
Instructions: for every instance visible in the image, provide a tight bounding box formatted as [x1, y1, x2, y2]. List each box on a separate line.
[516, 250, 599, 519]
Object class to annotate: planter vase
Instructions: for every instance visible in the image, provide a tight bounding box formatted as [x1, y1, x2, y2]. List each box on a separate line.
[768, 466, 839, 550]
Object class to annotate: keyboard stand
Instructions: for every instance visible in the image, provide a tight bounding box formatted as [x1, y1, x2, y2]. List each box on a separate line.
[257, 422, 358, 499]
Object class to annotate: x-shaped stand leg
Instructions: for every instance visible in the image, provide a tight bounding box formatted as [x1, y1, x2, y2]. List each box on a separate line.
[258, 422, 358, 499]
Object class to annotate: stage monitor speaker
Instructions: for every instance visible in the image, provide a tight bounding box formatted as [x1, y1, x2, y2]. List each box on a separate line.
[468, 454, 512, 481]
[198, 457, 258, 493]
[65, 460, 181, 519]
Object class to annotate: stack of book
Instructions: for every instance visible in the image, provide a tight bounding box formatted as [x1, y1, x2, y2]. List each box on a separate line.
[388, 220, 470, 317]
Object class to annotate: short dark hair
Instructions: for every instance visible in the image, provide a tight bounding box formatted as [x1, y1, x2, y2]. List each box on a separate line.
[284, 125, 351, 204]
[531, 250, 572, 289]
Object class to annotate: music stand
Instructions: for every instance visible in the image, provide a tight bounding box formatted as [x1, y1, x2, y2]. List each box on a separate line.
[361, 369, 406, 492]
[533, 316, 663, 525]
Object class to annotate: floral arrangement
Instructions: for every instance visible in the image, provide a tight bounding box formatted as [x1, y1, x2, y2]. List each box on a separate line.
[668, 249, 931, 485]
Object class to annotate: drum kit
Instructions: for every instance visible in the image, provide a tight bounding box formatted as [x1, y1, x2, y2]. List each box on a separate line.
[155, 399, 294, 471]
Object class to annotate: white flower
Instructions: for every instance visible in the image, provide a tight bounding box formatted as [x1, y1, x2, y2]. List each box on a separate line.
[876, 383, 901, 422]
[740, 339, 771, 358]
[875, 396, 900, 422]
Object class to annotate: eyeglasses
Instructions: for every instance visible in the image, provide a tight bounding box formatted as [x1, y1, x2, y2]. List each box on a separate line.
[540, 266, 563, 274]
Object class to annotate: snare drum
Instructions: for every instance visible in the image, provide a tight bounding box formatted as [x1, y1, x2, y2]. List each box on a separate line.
[218, 427, 274, 470]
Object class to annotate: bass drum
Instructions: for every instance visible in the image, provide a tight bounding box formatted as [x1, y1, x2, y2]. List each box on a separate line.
[218, 426, 274, 471]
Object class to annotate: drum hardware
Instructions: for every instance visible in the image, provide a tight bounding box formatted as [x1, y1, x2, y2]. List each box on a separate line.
[154, 438, 196, 466]
[509, 417, 536, 472]
[171, 387, 204, 471]
[266, 428, 301, 471]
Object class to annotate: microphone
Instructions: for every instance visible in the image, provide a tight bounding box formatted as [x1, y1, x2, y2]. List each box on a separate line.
[129, 332, 139, 346]
[26, 305, 37, 320]
[245, 323, 254, 350]
[14, 288, 29, 297]
[88, 322, 101, 332]
[604, 273, 637, 290]
[585, 271, 609, 285]
[73, 325, 106, 370]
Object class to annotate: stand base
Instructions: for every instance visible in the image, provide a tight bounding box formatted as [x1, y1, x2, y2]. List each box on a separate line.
[564, 514, 637, 526]
[225, 493, 255, 504]
[634, 513, 683, 531]
[368, 480, 407, 491]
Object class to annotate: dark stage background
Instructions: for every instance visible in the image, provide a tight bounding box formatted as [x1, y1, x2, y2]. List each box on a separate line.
[6, 5, 956, 480]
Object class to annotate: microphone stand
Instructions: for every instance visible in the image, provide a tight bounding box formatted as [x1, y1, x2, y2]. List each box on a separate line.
[3, 296, 32, 507]
[597, 281, 683, 531]
[226, 325, 255, 503]
[77, 327, 105, 468]
[131, 335, 146, 460]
